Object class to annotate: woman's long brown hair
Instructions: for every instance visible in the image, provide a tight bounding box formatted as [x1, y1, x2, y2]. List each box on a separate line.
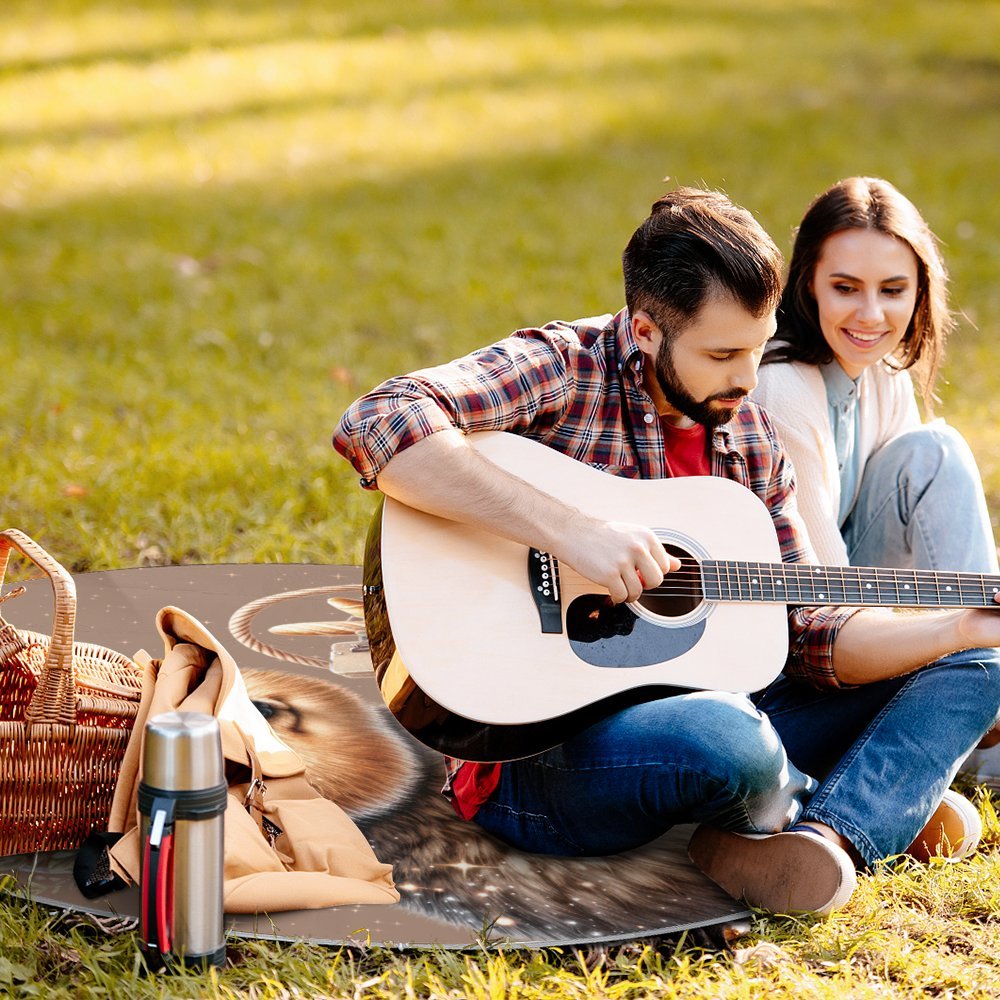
[764, 177, 953, 411]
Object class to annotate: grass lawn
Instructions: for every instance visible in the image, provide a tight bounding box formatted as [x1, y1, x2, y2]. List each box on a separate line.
[3, 0, 1000, 995]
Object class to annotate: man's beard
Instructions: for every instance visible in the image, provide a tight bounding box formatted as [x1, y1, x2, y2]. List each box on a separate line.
[654, 339, 748, 429]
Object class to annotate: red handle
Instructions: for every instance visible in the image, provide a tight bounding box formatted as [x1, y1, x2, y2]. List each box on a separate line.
[140, 804, 175, 961]
[156, 833, 174, 955]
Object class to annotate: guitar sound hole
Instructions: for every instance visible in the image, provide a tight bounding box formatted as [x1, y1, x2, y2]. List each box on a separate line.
[636, 543, 703, 618]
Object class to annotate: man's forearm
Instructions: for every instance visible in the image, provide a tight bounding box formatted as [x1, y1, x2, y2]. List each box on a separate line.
[832, 607, 991, 684]
[375, 429, 676, 604]
[376, 428, 578, 554]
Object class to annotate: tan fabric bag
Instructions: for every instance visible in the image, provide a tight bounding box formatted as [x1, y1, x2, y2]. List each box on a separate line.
[107, 606, 398, 914]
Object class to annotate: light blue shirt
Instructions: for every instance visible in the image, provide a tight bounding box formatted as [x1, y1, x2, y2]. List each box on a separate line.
[820, 361, 864, 527]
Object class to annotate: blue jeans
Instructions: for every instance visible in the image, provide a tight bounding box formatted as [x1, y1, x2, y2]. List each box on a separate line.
[474, 691, 816, 856]
[842, 423, 999, 574]
[756, 647, 1000, 865]
[841, 422, 1000, 785]
[475, 650, 1000, 867]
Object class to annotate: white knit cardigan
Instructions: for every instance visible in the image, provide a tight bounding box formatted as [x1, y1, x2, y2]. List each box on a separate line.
[752, 359, 921, 566]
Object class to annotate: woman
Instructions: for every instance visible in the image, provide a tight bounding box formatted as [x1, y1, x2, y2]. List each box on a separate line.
[753, 176, 1000, 857]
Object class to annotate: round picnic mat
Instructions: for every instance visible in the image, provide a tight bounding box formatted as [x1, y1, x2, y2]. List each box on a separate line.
[0, 563, 750, 948]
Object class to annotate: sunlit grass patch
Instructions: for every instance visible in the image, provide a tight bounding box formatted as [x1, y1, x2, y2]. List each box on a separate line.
[4, 795, 1000, 998]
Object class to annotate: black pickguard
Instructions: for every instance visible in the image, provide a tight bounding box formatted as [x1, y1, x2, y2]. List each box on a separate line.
[565, 593, 705, 667]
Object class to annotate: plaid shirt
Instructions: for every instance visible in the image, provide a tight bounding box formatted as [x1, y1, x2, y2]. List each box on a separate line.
[334, 310, 859, 807]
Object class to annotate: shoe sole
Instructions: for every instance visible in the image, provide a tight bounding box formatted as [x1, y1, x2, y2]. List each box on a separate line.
[688, 827, 857, 916]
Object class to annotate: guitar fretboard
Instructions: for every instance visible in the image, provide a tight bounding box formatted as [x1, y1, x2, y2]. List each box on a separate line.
[701, 561, 1000, 609]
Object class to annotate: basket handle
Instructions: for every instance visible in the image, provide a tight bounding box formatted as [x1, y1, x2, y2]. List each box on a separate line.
[0, 528, 78, 727]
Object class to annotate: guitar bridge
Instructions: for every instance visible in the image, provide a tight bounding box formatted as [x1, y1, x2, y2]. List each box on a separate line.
[528, 549, 563, 633]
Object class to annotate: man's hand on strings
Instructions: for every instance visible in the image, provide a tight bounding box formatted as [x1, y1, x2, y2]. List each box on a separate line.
[555, 517, 680, 604]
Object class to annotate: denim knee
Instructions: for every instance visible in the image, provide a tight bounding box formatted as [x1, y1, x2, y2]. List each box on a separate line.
[672, 692, 813, 832]
[675, 692, 791, 796]
[855, 422, 998, 572]
[876, 423, 977, 496]
[593, 692, 783, 791]
[958, 648, 1000, 720]
[922, 647, 1000, 738]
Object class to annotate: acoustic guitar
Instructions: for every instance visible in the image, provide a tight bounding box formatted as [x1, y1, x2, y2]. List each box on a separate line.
[362, 431, 1000, 762]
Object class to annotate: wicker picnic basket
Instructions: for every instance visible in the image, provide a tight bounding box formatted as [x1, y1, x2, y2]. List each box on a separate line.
[0, 528, 144, 856]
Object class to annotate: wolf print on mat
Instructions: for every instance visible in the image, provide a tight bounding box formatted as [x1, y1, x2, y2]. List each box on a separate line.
[242, 668, 738, 941]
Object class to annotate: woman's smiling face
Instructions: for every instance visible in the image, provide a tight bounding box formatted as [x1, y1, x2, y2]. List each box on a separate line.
[811, 228, 919, 379]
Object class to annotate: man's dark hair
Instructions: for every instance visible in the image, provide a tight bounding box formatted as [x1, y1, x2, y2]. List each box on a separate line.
[622, 187, 783, 340]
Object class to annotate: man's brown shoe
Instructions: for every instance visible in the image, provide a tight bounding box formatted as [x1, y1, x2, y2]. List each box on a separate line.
[688, 826, 857, 915]
[906, 789, 982, 862]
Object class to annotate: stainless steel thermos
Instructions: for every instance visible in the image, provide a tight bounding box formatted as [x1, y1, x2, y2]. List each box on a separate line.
[139, 711, 227, 970]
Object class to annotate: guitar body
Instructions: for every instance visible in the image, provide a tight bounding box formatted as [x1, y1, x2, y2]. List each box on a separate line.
[363, 432, 789, 761]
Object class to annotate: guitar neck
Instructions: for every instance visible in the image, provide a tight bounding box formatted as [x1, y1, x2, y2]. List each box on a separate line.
[701, 561, 1000, 609]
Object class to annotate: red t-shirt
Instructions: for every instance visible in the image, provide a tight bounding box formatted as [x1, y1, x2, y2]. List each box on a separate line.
[660, 419, 710, 477]
[448, 420, 710, 820]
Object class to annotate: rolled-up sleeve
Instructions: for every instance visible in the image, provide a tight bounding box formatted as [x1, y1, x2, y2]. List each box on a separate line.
[785, 605, 858, 687]
[333, 332, 573, 488]
[333, 390, 458, 488]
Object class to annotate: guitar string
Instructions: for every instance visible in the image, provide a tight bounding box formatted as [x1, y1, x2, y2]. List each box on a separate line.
[555, 564, 1000, 605]
[642, 574, 1000, 599]
[555, 582, 1000, 606]
[545, 559, 1000, 584]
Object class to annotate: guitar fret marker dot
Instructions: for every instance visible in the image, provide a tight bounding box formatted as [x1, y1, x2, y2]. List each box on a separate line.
[865, 583, 872, 589]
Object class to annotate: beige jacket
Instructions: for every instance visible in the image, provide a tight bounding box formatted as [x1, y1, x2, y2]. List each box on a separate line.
[752, 360, 920, 566]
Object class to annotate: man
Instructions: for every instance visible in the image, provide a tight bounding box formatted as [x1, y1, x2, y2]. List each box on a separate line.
[333, 188, 1000, 915]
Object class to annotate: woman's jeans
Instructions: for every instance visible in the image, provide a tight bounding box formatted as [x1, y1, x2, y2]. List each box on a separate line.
[842, 422, 1000, 783]
[842, 422, 998, 574]
[475, 426, 1000, 867]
